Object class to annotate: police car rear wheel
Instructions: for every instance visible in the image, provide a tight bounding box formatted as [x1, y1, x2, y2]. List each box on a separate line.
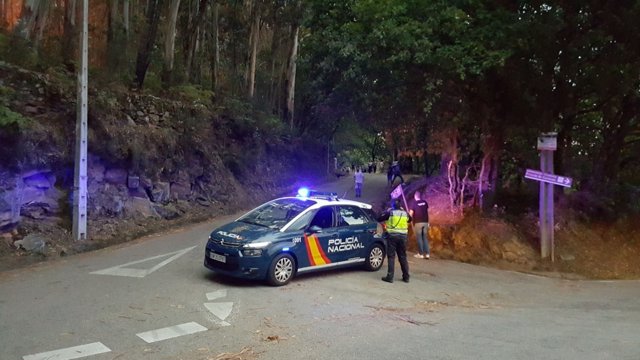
[267, 253, 295, 286]
[365, 244, 385, 271]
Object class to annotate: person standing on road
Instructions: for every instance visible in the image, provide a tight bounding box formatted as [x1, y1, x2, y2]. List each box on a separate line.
[391, 161, 404, 186]
[378, 201, 411, 283]
[354, 168, 364, 198]
[409, 190, 430, 259]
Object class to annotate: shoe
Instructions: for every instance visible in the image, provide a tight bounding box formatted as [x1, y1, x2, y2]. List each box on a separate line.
[402, 276, 410, 283]
[425, 254, 430, 259]
[413, 253, 422, 258]
[381, 276, 394, 283]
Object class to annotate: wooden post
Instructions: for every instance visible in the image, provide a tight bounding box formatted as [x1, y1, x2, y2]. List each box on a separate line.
[546, 151, 555, 262]
[537, 133, 557, 260]
[539, 151, 549, 258]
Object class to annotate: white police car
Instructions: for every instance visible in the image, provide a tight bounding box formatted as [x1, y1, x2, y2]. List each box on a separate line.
[204, 188, 385, 286]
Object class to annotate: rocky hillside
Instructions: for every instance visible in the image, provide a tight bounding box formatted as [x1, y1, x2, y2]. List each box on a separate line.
[0, 62, 325, 270]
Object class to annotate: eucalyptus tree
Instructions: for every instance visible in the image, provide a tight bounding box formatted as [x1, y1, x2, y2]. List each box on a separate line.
[134, 0, 165, 89]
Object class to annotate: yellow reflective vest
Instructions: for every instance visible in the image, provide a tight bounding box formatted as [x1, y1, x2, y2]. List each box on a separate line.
[385, 209, 409, 234]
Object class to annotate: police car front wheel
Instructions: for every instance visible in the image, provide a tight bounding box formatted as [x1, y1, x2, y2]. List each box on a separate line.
[365, 244, 385, 271]
[267, 253, 296, 286]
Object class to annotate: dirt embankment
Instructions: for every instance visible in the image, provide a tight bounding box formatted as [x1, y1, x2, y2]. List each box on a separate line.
[404, 176, 640, 280]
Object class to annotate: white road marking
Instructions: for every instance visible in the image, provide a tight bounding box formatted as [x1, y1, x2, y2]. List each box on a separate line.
[204, 302, 233, 325]
[206, 289, 227, 301]
[90, 246, 196, 278]
[22, 342, 111, 360]
[136, 322, 208, 343]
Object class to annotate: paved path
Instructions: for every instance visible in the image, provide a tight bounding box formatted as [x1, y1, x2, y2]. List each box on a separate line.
[1, 174, 639, 359]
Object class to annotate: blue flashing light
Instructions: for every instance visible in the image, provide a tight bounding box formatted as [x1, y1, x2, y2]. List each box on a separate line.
[297, 187, 310, 198]
[283, 247, 290, 251]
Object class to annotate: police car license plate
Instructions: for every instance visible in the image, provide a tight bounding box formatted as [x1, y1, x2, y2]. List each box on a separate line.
[210, 253, 226, 263]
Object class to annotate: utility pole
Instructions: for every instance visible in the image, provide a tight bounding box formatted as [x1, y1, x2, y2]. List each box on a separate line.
[72, 0, 89, 241]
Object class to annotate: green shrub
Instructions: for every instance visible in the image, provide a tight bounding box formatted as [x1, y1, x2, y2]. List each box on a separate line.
[0, 105, 30, 128]
[144, 71, 163, 94]
[168, 84, 213, 103]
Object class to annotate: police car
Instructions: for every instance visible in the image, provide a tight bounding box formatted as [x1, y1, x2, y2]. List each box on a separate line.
[204, 188, 385, 286]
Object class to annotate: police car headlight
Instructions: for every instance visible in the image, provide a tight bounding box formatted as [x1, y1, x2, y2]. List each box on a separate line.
[241, 241, 270, 256]
[244, 241, 271, 249]
[242, 248, 263, 257]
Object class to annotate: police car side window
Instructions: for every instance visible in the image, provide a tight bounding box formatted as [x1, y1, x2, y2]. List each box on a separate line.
[287, 210, 315, 231]
[309, 207, 334, 229]
[338, 206, 370, 226]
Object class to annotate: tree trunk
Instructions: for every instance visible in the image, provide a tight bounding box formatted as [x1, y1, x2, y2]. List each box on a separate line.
[16, 0, 50, 49]
[107, 0, 120, 70]
[184, 0, 209, 81]
[62, 0, 77, 71]
[1, 0, 6, 29]
[268, 22, 281, 110]
[247, 14, 260, 99]
[595, 96, 637, 187]
[210, 1, 220, 96]
[134, 0, 164, 89]
[477, 133, 500, 210]
[285, 24, 299, 129]
[123, 0, 129, 37]
[162, 0, 181, 84]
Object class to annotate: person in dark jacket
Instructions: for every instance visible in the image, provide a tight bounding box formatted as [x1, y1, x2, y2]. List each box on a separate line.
[409, 190, 430, 259]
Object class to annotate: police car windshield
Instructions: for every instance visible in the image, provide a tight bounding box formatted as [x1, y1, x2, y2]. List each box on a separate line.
[238, 198, 317, 230]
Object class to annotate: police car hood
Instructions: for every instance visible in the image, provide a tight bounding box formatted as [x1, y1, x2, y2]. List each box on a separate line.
[210, 221, 276, 244]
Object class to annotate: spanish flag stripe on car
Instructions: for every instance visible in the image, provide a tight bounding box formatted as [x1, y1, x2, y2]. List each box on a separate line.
[304, 234, 331, 266]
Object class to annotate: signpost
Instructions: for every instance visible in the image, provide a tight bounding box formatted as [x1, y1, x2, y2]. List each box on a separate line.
[524, 169, 573, 187]
[525, 133, 573, 262]
[390, 184, 409, 212]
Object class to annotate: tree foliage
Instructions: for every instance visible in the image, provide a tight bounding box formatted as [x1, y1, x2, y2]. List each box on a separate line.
[300, 0, 640, 213]
[0, 0, 639, 213]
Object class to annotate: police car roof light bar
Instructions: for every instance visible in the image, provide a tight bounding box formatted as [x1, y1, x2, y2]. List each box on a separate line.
[297, 188, 339, 201]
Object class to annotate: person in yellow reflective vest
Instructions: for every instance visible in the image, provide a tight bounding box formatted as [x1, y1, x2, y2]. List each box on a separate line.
[377, 200, 411, 283]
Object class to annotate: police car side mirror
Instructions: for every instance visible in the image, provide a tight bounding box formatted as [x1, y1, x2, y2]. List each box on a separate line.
[307, 225, 323, 234]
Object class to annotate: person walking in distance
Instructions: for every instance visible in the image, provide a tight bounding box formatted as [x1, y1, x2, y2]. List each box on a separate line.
[391, 161, 404, 186]
[409, 190, 430, 259]
[378, 201, 411, 283]
[354, 168, 364, 198]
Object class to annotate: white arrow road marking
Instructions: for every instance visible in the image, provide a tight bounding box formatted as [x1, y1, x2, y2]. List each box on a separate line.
[206, 289, 227, 301]
[136, 322, 208, 343]
[90, 246, 196, 278]
[204, 302, 233, 326]
[22, 342, 111, 360]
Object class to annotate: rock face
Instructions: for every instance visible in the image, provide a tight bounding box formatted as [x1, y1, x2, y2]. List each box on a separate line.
[0, 170, 60, 231]
[0, 63, 318, 258]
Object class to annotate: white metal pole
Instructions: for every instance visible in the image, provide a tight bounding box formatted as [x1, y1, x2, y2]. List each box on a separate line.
[72, 0, 89, 241]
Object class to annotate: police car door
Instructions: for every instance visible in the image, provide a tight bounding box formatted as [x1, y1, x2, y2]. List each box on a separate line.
[300, 206, 339, 269]
[334, 205, 374, 262]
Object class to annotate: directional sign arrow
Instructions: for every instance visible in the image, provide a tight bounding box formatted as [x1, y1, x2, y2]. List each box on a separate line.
[524, 169, 573, 188]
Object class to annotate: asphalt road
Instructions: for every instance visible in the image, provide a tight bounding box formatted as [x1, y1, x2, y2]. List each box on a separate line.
[1, 174, 639, 360]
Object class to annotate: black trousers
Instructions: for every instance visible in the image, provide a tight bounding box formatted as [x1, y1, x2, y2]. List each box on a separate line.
[385, 232, 409, 279]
